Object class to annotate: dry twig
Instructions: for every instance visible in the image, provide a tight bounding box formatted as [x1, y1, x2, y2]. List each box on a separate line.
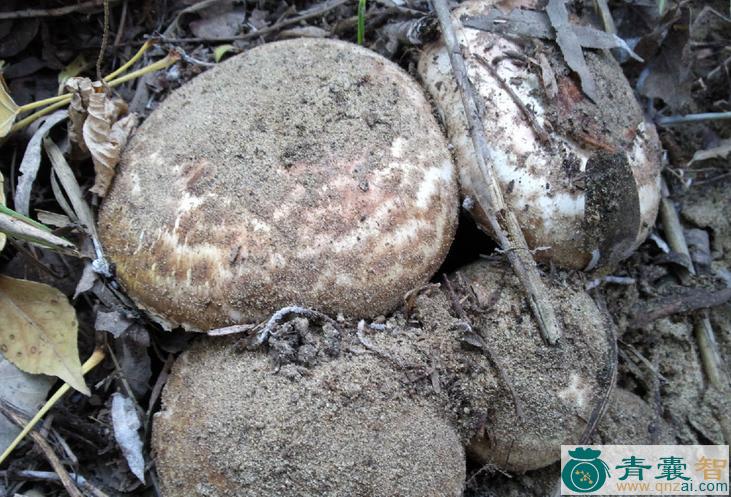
[163, 0, 349, 43]
[0, 470, 110, 497]
[578, 291, 618, 445]
[0, 404, 84, 497]
[629, 287, 731, 328]
[442, 275, 524, 422]
[473, 54, 550, 145]
[429, 0, 562, 344]
[0, 0, 118, 19]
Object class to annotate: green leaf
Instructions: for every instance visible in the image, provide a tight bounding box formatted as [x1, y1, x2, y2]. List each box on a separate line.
[213, 44, 236, 63]
[357, 0, 366, 45]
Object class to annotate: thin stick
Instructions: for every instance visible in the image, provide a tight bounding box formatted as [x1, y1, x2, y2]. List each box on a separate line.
[442, 274, 525, 421]
[0, 470, 110, 497]
[106, 51, 180, 88]
[15, 38, 155, 115]
[0, 348, 106, 465]
[9, 50, 178, 135]
[0, 0, 117, 20]
[96, 0, 111, 82]
[593, 0, 617, 34]
[0, 406, 84, 497]
[629, 287, 731, 327]
[10, 98, 71, 135]
[17, 94, 71, 113]
[659, 178, 727, 388]
[659, 178, 694, 282]
[430, 0, 562, 344]
[694, 314, 726, 389]
[163, 0, 349, 43]
[579, 291, 618, 445]
[474, 54, 550, 145]
[113, 0, 128, 47]
[657, 111, 731, 126]
[104, 39, 154, 81]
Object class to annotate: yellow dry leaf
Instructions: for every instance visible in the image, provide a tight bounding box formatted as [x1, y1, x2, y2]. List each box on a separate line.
[0, 76, 19, 138]
[0, 275, 89, 395]
[0, 171, 6, 252]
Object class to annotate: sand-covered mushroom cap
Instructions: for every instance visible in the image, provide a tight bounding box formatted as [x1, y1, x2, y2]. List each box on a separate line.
[152, 339, 466, 497]
[418, 0, 661, 270]
[595, 389, 675, 444]
[99, 38, 458, 331]
[456, 260, 611, 472]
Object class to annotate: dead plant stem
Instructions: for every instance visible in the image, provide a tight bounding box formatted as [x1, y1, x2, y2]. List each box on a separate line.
[429, 0, 562, 344]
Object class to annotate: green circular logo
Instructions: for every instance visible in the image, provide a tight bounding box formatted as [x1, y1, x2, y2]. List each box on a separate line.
[562, 448, 610, 493]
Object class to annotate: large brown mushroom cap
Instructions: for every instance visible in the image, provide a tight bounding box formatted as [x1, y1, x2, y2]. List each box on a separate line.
[152, 339, 466, 497]
[99, 38, 458, 331]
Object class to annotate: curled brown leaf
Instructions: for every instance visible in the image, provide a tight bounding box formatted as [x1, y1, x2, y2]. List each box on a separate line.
[81, 84, 138, 197]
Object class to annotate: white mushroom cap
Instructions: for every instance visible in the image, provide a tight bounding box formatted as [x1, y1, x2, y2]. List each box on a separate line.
[99, 38, 458, 331]
[418, 0, 661, 270]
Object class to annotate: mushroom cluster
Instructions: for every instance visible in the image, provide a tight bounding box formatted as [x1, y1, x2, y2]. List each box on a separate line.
[96, 7, 662, 494]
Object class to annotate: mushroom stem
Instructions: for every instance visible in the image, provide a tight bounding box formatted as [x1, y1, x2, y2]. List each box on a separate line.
[429, 0, 562, 344]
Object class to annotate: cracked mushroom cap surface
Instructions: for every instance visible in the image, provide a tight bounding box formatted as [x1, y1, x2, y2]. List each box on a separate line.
[418, 0, 661, 270]
[98, 38, 458, 331]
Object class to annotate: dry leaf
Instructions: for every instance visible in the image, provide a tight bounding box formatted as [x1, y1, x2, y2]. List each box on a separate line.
[0, 275, 89, 395]
[111, 393, 146, 483]
[82, 85, 138, 197]
[74, 263, 97, 299]
[0, 171, 6, 252]
[14, 110, 69, 216]
[65, 77, 94, 156]
[0, 75, 19, 138]
[95, 310, 134, 338]
[636, 8, 692, 111]
[0, 210, 78, 254]
[115, 326, 152, 398]
[44, 137, 99, 238]
[36, 210, 72, 228]
[689, 139, 731, 165]
[546, 0, 597, 101]
[0, 356, 54, 452]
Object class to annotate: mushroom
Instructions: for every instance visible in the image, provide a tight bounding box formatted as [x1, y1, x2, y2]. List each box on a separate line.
[98, 38, 458, 331]
[454, 260, 610, 472]
[595, 389, 674, 444]
[152, 337, 467, 497]
[417, 0, 662, 270]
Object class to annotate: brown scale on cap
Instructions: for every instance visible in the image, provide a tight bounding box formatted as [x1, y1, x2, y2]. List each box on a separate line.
[98, 38, 459, 331]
